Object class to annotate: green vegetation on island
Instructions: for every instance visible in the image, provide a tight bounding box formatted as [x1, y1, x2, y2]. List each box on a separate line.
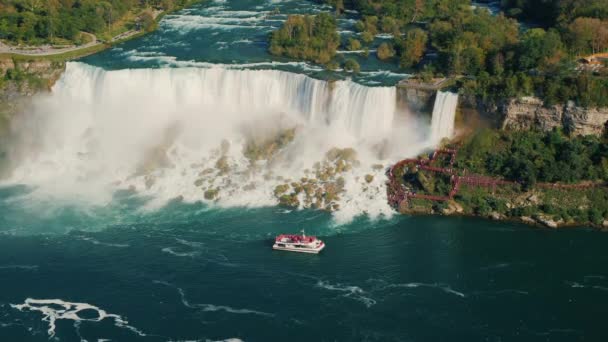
[266, 0, 608, 107]
[500, 0, 608, 27]
[390, 129, 608, 228]
[457, 128, 608, 186]
[269, 13, 340, 64]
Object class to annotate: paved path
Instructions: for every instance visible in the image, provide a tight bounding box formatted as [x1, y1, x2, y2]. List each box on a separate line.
[0, 10, 163, 57]
[0, 32, 101, 56]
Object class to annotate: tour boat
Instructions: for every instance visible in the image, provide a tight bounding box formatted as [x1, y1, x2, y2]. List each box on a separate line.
[273, 231, 325, 254]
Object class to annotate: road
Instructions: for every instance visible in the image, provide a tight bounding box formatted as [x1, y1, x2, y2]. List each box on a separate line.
[0, 32, 101, 57]
[0, 9, 163, 57]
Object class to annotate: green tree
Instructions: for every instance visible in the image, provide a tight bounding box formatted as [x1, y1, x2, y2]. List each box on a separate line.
[347, 38, 361, 51]
[268, 13, 340, 64]
[399, 28, 427, 68]
[343, 58, 360, 73]
[376, 42, 395, 60]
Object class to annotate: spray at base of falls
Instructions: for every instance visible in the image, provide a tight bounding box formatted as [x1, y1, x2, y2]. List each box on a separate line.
[430, 91, 459, 145]
[3, 62, 456, 223]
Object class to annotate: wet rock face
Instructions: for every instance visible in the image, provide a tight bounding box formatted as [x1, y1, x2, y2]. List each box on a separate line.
[500, 97, 608, 136]
[563, 104, 608, 136]
[272, 147, 362, 212]
[0, 58, 66, 96]
[398, 87, 434, 113]
[0, 58, 16, 73]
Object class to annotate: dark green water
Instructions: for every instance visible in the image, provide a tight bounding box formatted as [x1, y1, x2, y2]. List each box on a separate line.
[0, 185, 607, 341]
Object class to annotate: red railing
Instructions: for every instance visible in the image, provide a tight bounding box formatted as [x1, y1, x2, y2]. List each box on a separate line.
[388, 146, 607, 210]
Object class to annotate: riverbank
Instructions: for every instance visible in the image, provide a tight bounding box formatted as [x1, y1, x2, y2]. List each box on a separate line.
[0, 1, 203, 63]
[387, 133, 608, 230]
[0, 0, 204, 141]
[398, 185, 608, 230]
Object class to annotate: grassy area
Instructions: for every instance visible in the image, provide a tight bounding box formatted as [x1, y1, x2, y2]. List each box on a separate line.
[392, 129, 608, 227]
[0, 43, 110, 63]
[100, 11, 142, 42]
[0, 0, 205, 64]
[395, 160, 607, 227]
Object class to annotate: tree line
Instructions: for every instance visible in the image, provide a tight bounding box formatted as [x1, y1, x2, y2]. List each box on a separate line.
[270, 0, 608, 106]
[0, 0, 194, 45]
[268, 13, 340, 64]
[457, 128, 608, 187]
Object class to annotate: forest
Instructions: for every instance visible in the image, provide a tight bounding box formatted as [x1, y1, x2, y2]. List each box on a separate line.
[457, 128, 608, 186]
[269, 0, 608, 106]
[268, 13, 340, 64]
[393, 128, 608, 225]
[0, 0, 195, 45]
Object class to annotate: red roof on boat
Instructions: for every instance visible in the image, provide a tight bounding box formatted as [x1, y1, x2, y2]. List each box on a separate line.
[275, 234, 317, 243]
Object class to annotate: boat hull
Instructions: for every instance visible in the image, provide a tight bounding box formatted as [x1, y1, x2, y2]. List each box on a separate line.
[272, 243, 325, 254]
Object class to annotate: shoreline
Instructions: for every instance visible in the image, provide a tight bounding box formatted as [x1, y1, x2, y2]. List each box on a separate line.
[0, 0, 204, 63]
[400, 206, 608, 231]
[388, 146, 608, 231]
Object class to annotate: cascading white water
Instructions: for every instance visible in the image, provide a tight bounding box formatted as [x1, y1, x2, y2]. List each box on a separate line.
[430, 91, 458, 144]
[4, 62, 433, 222]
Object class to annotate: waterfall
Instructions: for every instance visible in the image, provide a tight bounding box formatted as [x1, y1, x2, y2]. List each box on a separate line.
[430, 91, 458, 144]
[44, 62, 398, 140]
[3, 62, 435, 222]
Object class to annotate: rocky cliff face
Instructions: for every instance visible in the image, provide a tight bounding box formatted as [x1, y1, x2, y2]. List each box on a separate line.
[0, 57, 65, 97]
[0, 57, 65, 121]
[499, 97, 608, 136]
[1, 57, 66, 174]
[396, 86, 435, 114]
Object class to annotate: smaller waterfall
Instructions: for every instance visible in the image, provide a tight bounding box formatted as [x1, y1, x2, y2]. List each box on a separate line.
[430, 91, 458, 144]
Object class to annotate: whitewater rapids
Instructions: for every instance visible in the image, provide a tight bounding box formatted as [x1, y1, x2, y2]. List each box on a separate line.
[3, 62, 452, 223]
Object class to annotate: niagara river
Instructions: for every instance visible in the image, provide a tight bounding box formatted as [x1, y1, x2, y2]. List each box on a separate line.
[0, 0, 607, 341]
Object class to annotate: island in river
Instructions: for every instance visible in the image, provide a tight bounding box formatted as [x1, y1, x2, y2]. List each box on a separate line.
[265, 0, 608, 228]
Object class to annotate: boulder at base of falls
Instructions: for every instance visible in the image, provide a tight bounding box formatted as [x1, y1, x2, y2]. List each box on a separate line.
[489, 211, 504, 220]
[204, 189, 219, 200]
[442, 201, 464, 215]
[520, 216, 536, 225]
[535, 215, 560, 229]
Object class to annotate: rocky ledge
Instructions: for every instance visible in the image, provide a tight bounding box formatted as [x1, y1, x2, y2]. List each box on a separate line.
[498, 97, 608, 136]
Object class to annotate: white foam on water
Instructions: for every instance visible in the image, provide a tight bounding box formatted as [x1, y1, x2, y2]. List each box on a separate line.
[566, 280, 608, 292]
[162, 247, 200, 258]
[336, 49, 377, 54]
[75, 235, 130, 248]
[175, 237, 205, 248]
[0, 265, 39, 270]
[387, 282, 466, 298]
[161, 240, 234, 266]
[316, 280, 377, 307]
[358, 70, 411, 78]
[3, 62, 447, 223]
[232, 38, 254, 44]
[153, 281, 273, 317]
[10, 298, 146, 338]
[123, 54, 324, 72]
[162, 13, 273, 32]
